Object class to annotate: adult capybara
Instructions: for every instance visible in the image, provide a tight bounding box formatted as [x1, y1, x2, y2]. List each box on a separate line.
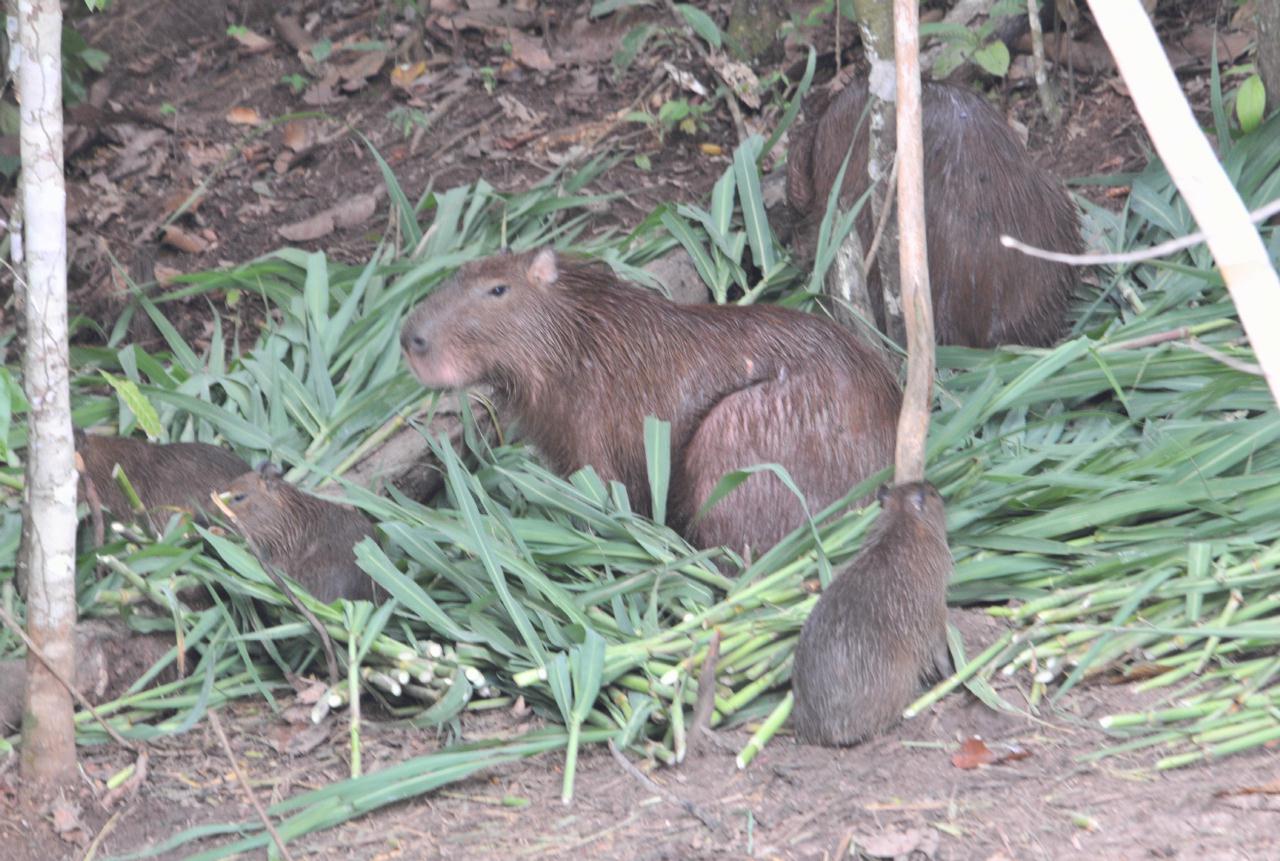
[75, 429, 251, 523]
[791, 482, 952, 746]
[400, 248, 901, 557]
[218, 469, 378, 603]
[787, 81, 1082, 348]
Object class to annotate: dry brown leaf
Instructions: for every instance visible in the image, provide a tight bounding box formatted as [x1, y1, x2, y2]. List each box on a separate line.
[231, 28, 274, 54]
[1179, 26, 1253, 64]
[508, 30, 554, 72]
[497, 92, 542, 126]
[392, 60, 429, 90]
[161, 186, 205, 220]
[161, 225, 210, 254]
[154, 264, 183, 286]
[337, 49, 388, 91]
[332, 193, 378, 229]
[49, 796, 88, 844]
[304, 67, 342, 106]
[279, 211, 336, 242]
[281, 120, 314, 153]
[183, 140, 231, 170]
[226, 106, 262, 126]
[268, 721, 330, 756]
[952, 735, 997, 769]
[708, 54, 761, 110]
[856, 828, 936, 858]
[111, 127, 167, 179]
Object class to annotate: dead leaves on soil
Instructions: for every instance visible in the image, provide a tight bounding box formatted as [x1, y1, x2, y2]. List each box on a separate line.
[278, 192, 381, 242]
[951, 736, 1033, 770]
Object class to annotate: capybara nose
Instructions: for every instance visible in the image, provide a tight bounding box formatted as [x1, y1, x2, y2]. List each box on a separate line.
[401, 327, 428, 356]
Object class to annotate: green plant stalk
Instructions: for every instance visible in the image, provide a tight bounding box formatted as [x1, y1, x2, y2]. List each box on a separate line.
[1193, 589, 1242, 674]
[670, 676, 687, 763]
[718, 659, 792, 716]
[349, 628, 362, 779]
[561, 719, 581, 805]
[907, 630, 1016, 718]
[1156, 723, 1280, 770]
[736, 691, 793, 769]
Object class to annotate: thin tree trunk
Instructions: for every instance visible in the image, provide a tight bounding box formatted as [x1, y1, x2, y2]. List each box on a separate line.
[15, 0, 78, 794]
[1258, 0, 1280, 115]
[891, 0, 934, 483]
[850, 0, 905, 346]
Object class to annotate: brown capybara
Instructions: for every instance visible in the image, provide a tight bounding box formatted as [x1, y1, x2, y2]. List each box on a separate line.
[787, 81, 1082, 348]
[400, 248, 901, 557]
[218, 469, 378, 603]
[75, 429, 251, 523]
[791, 481, 952, 746]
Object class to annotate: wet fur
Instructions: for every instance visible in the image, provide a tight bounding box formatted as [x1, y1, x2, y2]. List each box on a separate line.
[222, 471, 378, 603]
[791, 482, 952, 746]
[788, 82, 1082, 347]
[75, 430, 250, 522]
[402, 249, 901, 556]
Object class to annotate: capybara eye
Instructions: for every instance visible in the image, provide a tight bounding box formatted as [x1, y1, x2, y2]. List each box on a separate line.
[488, 284, 509, 298]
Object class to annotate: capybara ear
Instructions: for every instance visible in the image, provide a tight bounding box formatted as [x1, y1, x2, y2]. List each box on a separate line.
[907, 484, 929, 513]
[256, 461, 284, 480]
[876, 484, 891, 507]
[527, 248, 560, 289]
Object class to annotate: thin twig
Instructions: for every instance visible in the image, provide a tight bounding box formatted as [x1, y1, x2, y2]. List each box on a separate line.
[1183, 338, 1264, 376]
[208, 709, 295, 861]
[82, 806, 126, 861]
[862, 150, 901, 277]
[606, 739, 723, 834]
[1102, 326, 1191, 351]
[0, 606, 136, 751]
[1001, 196, 1280, 267]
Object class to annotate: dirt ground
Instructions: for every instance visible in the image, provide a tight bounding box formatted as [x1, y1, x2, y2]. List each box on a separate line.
[1, 1, 1275, 859]
[3, 612, 1278, 860]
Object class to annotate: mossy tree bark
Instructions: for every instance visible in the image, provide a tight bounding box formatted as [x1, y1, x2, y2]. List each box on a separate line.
[725, 0, 786, 66]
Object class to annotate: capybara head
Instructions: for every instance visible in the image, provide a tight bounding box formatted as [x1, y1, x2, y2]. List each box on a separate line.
[877, 481, 946, 542]
[216, 470, 378, 603]
[400, 248, 566, 390]
[220, 471, 284, 530]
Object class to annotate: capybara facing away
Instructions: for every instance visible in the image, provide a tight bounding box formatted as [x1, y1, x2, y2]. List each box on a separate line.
[75, 429, 250, 523]
[791, 482, 952, 746]
[787, 81, 1082, 348]
[219, 469, 378, 603]
[400, 248, 901, 557]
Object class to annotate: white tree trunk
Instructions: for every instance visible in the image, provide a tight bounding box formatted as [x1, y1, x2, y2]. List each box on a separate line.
[15, 0, 78, 791]
[1086, 1, 1280, 407]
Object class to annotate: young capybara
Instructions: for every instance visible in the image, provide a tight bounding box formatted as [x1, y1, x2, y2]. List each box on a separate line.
[75, 429, 251, 523]
[218, 469, 378, 603]
[787, 81, 1082, 348]
[791, 482, 952, 746]
[400, 248, 901, 557]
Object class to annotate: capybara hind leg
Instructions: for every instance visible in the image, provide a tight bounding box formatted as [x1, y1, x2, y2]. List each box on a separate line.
[678, 381, 812, 556]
